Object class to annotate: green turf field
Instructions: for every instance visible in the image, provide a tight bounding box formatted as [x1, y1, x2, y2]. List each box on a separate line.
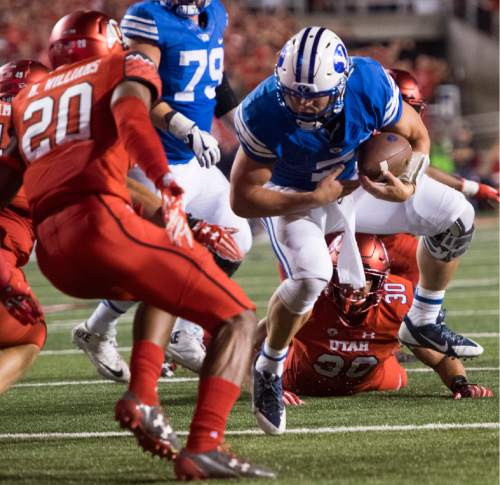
[0, 219, 498, 484]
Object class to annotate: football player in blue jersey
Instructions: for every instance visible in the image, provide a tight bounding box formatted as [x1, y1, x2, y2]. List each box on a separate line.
[72, 0, 252, 381]
[230, 26, 483, 435]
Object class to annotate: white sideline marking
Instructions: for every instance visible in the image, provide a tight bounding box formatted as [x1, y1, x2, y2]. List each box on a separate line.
[13, 367, 499, 388]
[0, 423, 498, 441]
[13, 377, 198, 388]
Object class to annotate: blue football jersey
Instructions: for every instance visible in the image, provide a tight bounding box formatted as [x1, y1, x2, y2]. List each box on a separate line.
[235, 57, 402, 191]
[121, 0, 228, 164]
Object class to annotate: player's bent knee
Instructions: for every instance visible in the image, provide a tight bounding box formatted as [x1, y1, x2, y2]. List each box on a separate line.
[423, 201, 475, 262]
[276, 278, 329, 315]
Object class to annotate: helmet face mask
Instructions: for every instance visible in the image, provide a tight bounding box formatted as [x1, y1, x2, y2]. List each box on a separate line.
[275, 27, 350, 131]
[326, 234, 390, 325]
[49, 11, 127, 69]
[162, 0, 212, 17]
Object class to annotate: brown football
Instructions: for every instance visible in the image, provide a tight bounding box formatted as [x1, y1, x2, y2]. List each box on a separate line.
[358, 133, 412, 181]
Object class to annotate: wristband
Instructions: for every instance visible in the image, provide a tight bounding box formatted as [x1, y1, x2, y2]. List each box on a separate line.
[166, 111, 195, 140]
[450, 375, 468, 391]
[461, 178, 480, 197]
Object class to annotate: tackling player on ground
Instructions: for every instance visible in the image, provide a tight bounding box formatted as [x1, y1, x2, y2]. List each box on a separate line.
[280, 234, 493, 400]
[0, 60, 48, 394]
[73, 0, 251, 381]
[0, 11, 274, 480]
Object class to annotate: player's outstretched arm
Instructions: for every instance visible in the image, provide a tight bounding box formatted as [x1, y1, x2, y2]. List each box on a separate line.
[126, 177, 242, 261]
[230, 148, 358, 218]
[410, 346, 493, 399]
[426, 166, 499, 205]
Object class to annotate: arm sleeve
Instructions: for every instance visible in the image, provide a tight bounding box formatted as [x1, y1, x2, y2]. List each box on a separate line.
[120, 4, 160, 44]
[214, 73, 239, 118]
[234, 104, 276, 164]
[112, 96, 168, 187]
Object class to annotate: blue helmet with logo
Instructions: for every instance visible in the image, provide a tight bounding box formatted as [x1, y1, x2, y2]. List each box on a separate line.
[275, 26, 350, 130]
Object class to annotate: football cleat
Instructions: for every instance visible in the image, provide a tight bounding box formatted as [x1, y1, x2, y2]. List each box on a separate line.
[398, 311, 484, 358]
[72, 322, 130, 383]
[174, 445, 276, 480]
[252, 366, 286, 435]
[115, 391, 181, 460]
[166, 326, 206, 373]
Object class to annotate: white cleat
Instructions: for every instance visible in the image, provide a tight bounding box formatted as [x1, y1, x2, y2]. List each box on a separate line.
[72, 322, 130, 383]
[165, 327, 206, 373]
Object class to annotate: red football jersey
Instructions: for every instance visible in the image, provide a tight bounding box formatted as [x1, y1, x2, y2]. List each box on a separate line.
[0, 100, 29, 215]
[11, 51, 161, 222]
[283, 274, 413, 396]
[379, 234, 419, 287]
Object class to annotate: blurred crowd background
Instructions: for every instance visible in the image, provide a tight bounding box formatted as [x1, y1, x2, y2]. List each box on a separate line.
[0, 0, 498, 209]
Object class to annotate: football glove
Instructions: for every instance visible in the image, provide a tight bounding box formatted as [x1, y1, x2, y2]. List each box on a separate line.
[283, 390, 305, 406]
[167, 111, 221, 168]
[159, 173, 193, 248]
[190, 219, 244, 262]
[461, 179, 499, 205]
[450, 375, 494, 400]
[0, 269, 44, 325]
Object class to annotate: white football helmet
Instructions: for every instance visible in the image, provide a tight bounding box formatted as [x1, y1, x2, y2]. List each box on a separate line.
[275, 26, 350, 130]
[161, 0, 211, 17]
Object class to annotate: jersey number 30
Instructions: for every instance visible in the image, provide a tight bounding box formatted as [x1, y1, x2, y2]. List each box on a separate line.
[313, 354, 379, 379]
[21, 82, 92, 162]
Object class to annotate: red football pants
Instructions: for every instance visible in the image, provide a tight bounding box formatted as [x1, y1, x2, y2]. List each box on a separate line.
[34, 195, 254, 332]
[0, 265, 46, 350]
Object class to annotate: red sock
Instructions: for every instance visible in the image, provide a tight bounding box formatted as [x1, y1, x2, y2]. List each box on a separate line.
[129, 340, 163, 406]
[186, 376, 240, 453]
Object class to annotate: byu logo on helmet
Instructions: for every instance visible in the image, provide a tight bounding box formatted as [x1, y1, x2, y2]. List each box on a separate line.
[333, 44, 347, 74]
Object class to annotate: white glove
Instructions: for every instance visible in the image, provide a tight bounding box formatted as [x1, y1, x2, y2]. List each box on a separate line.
[167, 111, 221, 168]
[400, 151, 430, 186]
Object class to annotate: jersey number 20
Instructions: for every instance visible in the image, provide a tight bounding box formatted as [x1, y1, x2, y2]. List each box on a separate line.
[21, 82, 92, 162]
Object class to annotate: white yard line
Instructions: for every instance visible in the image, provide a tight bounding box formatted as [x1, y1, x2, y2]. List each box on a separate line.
[13, 367, 499, 388]
[13, 377, 198, 388]
[406, 367, 499, 373]
[0, 422, 498, 441]
[39, 333, 498, 357]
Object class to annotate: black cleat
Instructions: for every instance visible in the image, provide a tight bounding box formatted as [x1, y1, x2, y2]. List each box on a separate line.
[175, 446, 276, 480]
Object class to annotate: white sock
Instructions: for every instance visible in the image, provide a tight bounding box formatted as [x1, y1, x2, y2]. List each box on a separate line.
[86, 300, 136, 335]
[255, 340, 288, 377]
[407, 287, 445, 327]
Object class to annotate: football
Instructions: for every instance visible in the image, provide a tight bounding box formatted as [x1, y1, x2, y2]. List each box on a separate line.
[358, 133, 412, 181]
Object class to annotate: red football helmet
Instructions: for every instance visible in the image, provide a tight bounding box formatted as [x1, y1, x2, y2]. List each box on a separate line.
[388, 68, 425, 114]
[325, 233, 390, 325]
[0, 60, 49, 102]
[48, 10, 127, 69]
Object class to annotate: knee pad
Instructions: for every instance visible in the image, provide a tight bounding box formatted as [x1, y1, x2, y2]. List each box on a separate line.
[275, 278, 328, 315]
[423, 202, 475, 262]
